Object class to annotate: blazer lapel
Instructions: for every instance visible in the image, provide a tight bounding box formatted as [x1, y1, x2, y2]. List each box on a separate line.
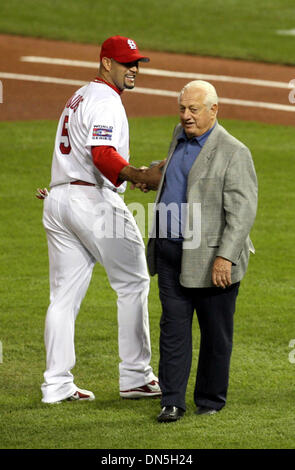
[187, 122, 220, 186]
[155, 122, 222, 204]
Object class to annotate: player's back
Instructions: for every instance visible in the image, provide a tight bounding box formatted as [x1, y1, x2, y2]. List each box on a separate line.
[49, 80, 129, 190]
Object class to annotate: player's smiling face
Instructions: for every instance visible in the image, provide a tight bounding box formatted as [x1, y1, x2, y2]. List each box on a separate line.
[110, 59, 139, 90]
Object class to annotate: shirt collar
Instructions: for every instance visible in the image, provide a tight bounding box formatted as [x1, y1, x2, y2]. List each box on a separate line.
[178, 121, 217, 147]
[93, 77, 122, 95]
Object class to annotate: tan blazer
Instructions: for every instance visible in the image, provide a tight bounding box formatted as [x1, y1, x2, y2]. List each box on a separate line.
[147, 121, 258, 288]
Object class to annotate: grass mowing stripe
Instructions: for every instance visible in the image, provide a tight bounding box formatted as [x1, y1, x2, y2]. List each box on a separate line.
[0, 116, 295, 449]
[0, 0, 295, 65]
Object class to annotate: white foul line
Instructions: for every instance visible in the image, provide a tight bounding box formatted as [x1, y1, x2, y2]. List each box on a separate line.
[133, 86, 295, 112]
[1, 71, 295, 113]
[0, 72, 87, 87]
[20, 55, 292, 90]
[276, 29, 295, 36]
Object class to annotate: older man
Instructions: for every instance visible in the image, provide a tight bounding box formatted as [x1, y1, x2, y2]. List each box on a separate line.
[147, 80, 258, 422]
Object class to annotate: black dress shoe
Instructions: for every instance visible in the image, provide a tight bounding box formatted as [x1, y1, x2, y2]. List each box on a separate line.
[157, 406, 185, 423]
[196, 406, 218, 415]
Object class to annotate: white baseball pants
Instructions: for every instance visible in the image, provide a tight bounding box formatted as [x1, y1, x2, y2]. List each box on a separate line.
[41, 184, 156, 403]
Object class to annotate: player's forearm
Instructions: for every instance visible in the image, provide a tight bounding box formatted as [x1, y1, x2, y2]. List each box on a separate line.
[119, 165, 146, 184]
[119, 164, 163, 190]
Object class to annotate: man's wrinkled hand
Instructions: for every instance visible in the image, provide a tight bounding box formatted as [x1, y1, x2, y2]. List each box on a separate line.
[142, 159, 166, 190]
[130, 182, 149, 192]
[212, 256, 232, 288]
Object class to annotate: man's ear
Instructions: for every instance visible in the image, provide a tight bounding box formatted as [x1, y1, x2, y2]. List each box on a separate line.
[211, 103, 218, 116]
[101, 57, 112, 72]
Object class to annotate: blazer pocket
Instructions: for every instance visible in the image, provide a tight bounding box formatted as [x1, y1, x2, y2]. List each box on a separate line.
[207, 236, 221, 247]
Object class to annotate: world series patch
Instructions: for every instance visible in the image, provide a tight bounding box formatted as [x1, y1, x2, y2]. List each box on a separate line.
[92, 125, 113, 140]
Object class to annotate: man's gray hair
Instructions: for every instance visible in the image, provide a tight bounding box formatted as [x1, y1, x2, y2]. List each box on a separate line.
[178, 80, 218, 108]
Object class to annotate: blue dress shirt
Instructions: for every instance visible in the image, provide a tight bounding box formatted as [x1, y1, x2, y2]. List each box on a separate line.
[158, 123, 216, 240]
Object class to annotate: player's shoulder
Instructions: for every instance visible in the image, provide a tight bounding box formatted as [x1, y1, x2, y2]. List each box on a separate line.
[85, 81, 120, 103]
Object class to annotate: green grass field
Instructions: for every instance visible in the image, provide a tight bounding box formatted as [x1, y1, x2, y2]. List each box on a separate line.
[0, 116, 295, 449]
[0, 0, 295, 65]
[0, 0, 295, 453]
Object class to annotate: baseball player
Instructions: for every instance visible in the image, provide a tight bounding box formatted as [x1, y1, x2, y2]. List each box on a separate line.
[39, 36, 164, 404]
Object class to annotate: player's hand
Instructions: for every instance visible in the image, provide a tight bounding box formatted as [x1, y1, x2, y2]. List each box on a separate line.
[120, 160, 166, 191]
[212, 256, 232, 288]
[130, 167, 149, 191]
[142, 160, 166, 190]
[35, 188, 49, 199]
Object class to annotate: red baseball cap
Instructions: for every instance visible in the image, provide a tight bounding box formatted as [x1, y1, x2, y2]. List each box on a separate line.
[100, 36, 150, 63]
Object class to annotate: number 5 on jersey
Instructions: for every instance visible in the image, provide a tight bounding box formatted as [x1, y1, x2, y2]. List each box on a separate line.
[59, 115, 71, 155]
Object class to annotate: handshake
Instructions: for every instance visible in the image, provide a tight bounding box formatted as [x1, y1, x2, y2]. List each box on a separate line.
[35, 160, 166, 201]
[122, 159, 166, 193]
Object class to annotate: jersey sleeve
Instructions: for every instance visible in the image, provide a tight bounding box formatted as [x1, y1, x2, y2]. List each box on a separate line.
[85, 99, 121, 151]
[91, 146, 129, 187]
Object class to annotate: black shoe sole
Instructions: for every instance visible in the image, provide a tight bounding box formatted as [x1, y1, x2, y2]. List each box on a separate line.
[157, 413, 184, 423]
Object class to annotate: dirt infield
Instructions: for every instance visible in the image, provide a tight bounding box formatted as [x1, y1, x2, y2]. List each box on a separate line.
[1, 34, 295, 126]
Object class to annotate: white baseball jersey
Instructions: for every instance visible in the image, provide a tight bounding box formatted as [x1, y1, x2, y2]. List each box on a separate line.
[50, 79, 129, 193]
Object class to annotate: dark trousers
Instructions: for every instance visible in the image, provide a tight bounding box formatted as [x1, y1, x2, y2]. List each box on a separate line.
[156, 238, 240, 412]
